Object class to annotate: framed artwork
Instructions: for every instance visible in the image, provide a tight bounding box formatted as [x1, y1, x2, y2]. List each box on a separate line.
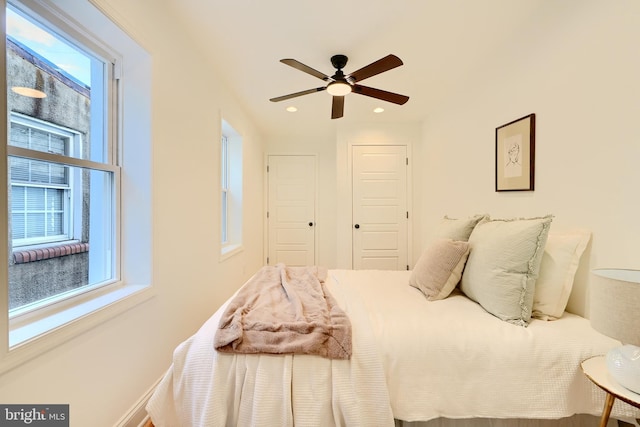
[495, 113, 535, 191]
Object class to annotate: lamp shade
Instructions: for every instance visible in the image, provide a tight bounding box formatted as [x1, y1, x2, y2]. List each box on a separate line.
[590, 268, 640, 346]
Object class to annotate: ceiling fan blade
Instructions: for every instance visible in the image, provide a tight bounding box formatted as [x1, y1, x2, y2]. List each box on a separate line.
[352, 84, 409, 105]
[280, 59, 330, 81]
[331, 96, 344, 119]
[348, 54, 403, 82]
[270, 86, 326, 102]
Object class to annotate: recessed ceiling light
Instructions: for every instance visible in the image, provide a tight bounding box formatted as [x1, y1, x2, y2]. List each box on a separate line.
[286, 106, 298, 112]
[373, 107, 384, 113]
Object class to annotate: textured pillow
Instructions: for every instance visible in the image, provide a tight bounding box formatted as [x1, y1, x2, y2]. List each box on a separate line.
[532, 230, 591, 320]
[434, 214, 487, 242]
[409, 239, 471, 301]
[460, 215, 553, 326]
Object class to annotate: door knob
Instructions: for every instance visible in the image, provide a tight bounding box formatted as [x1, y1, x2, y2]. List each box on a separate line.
[308, 222, 314, 227]
[354, 224, 360, 229]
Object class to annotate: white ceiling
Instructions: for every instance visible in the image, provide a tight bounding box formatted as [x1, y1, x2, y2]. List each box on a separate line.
[166, 0, 545, 138]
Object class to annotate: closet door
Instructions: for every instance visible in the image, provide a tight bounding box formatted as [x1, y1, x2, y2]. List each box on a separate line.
[352, 145, 408, 270]
[267, 155, 316, 266]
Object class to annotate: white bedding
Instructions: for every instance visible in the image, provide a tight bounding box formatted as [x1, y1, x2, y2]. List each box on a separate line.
[146, 269, 394, 426]
[147, 269, 640, 426]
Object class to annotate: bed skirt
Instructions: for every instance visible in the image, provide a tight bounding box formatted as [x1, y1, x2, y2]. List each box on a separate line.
[395, 415, 624, 427]
[144, 414, 621, 427]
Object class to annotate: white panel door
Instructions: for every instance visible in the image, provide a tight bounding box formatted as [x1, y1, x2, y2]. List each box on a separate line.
[352, 145, 408, 270]
[267, 155, 316, 266]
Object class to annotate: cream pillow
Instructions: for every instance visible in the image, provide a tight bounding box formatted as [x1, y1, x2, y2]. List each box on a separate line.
[532, 230, 591, 320]
[434, 214, 488, 242]
[460, 215, 553, 326]
[410, 239, 471, 300]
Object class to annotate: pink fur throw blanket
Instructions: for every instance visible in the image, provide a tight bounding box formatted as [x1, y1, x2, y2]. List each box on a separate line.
[214, 264, 352, 359]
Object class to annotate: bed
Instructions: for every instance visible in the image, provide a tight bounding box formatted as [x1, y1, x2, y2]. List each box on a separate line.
[146, 216, 640, 426]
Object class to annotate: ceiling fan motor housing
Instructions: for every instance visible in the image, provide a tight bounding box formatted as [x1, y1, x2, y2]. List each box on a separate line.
[331, 54, 348, 70]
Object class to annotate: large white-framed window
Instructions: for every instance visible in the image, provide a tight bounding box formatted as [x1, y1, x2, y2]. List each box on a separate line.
[0, 0, 152, 373]
[220, 118, 243, 259]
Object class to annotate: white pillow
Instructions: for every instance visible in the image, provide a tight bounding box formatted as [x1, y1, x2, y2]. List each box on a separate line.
[433, 214, 487, 242]
[460, 215, 553, 326]
[409, 239, 471, 301]
[532, 230, 591, 320]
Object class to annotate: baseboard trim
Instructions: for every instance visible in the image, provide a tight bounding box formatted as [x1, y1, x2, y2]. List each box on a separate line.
[115, 375, 163, 427]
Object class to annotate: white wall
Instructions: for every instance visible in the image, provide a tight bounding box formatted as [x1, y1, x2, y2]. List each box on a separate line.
[0, 0, 265, 425]
[418, 0, 640, 317]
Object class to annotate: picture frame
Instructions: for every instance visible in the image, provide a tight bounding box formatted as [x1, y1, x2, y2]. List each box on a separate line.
[495, 113, 535, 191]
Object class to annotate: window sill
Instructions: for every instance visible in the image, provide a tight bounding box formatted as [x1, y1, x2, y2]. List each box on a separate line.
[2, 282, 154, 374]
[220, 244, 244, 261]
[13, 242, 89, 264]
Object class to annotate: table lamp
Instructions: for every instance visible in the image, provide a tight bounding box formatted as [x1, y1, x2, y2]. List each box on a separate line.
[590, 268, 640, 394]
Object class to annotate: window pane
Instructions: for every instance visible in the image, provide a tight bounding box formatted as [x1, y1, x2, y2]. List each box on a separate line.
[10, 184, 67, 244]
[9, 147, 71, 187]
[47, 188, 64, 210]
[49, 133, 66, 155]
[221, 191, 228, 243]
[10, 122, 29, 147]
[25, 186, 44, 210]
[30, 160, 50, 183]
[11, 162, 77, 245]
[9, 166, 114, 310]
[10, 185, 24, 209]
[7, 6, 105, 163]
[47, 212, 64, 235]
[6, 2, 116, 313]
[11, 213, 25, 239]
[221, 136, 228, 188]
[26, 212, 45, 237]
[50, 163, 67, 184]
[30, 128, 50, 152]
[220, 120, 242, 251]
[9, 156, 29, 181]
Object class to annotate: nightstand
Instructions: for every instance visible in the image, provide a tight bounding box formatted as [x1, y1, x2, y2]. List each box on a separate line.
[581, 355, 640, 427]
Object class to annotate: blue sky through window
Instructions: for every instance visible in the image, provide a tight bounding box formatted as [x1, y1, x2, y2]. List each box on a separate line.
[6, 7, 91, 87]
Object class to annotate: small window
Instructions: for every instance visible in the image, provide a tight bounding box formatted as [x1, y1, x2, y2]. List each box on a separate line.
[220, 119, 243, 258]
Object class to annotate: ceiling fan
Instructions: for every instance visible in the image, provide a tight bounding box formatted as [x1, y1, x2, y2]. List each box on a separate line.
[269, 54, 409, 119]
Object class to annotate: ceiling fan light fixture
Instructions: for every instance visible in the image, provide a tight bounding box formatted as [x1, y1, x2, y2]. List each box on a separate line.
[271, 54, 409, 119]
[326, 81, 351, 97]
